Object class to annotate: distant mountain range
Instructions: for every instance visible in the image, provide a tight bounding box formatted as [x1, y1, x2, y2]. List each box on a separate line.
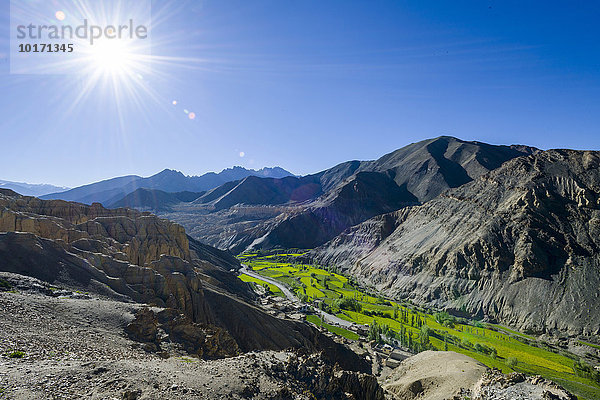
[0, 180, 70, 197]
[40, 166, 294, 205]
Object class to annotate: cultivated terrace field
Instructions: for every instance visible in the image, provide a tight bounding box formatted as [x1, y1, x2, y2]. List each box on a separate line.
[238, 252, 600, 400]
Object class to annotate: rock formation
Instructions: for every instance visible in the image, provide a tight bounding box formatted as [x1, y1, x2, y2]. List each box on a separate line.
[311, 150, 600, 335]
[382, 351, 576, 400]
[0, 189, 368, 371]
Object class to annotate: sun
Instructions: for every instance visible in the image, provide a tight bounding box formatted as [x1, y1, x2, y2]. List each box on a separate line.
[86, 39, 137, 75]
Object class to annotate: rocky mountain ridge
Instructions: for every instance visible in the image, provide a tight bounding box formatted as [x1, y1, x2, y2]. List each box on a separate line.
[158, 136, 537, 252]
[310, 149, 600, 335]
[108, 188, 205, 211]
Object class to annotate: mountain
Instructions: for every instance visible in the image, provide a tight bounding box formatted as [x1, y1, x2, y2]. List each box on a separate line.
[205, 166, 293, 182]
[246, 171, 420, 249]
[161, 137, 537, 253]
[41, 166, 294, 205]
[309, 149, 600, 336]
[108, 188, 205, 211]
[192, 175, 323, 209]
[0, 188, 368, 369]
[0, 179, 70, 197]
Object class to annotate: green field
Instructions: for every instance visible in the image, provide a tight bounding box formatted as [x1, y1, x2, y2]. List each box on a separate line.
[238, 252, 600, 399]
[305, 315, 360, 340]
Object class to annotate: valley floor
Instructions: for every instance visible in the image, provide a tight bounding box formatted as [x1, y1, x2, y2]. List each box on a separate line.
[238, 252, 600, 400]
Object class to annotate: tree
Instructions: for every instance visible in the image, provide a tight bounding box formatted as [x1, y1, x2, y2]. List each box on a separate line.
[381, 324, 391, 337]
[506, 357, 518, 368]
[399, 326, 407, 347]
[574, 358, 600, 383]
[419, 326, 431, 351]
[368, 321, 382, 344]
[434, 311, 456, 328]
[332, 297, 362, 312]
[298, 292, 309, 303]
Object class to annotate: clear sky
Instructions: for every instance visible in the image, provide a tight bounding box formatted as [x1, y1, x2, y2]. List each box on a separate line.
[1, 0, 599, 187]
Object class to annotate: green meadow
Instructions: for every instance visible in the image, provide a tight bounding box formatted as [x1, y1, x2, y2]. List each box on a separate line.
[238, 252, 600, 399]
[305, 315, 360, 341]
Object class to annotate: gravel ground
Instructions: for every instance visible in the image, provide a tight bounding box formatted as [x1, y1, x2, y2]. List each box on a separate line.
[0, 275, 309, 400]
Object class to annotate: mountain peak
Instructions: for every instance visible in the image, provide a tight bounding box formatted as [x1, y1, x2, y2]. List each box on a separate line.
[218, 166, 294, 177]
[154, 169, 186, 178]
[431, 135, 461, 141]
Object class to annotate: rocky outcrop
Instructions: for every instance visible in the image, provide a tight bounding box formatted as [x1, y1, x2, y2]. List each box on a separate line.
[383, 351, 488, 400]
[126, 307, 240, 359]
[0, 189, 191, 265]
[471, 369, 577, 400]
[282, 352, 385, 400]
[382, 351, 576, 400]
[311, 150, 600, 335]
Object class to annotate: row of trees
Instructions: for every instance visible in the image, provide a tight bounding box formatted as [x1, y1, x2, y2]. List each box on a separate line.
[368, 321, 434, 353]
[574, 359, 600, 383]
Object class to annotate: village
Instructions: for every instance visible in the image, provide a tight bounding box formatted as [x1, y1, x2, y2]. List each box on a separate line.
[253, 285, 413, 373]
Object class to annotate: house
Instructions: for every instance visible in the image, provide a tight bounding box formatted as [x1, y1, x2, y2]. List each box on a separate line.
[381, 344, 393, 354]
[389, 349, 411, 362]
[292, 303, 311, 313]
[385, 358, 402, 369]
[385, 349, 411, 369]
[350, 324, 369, 337]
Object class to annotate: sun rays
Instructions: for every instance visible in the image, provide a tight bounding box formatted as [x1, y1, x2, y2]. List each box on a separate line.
[9, 0, 204, 128]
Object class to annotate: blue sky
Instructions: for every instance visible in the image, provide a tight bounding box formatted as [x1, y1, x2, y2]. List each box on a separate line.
[1, 0, 599, 187]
